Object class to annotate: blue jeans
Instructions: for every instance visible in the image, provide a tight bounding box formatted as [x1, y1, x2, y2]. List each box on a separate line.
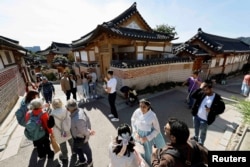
[241, 82, 249, 96]
[82, 83, 90, 99]
[89, 82, 97, 97]
[193, 116, 208, 145]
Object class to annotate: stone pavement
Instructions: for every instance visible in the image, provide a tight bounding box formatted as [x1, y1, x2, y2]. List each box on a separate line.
[0, 74, 249, 166]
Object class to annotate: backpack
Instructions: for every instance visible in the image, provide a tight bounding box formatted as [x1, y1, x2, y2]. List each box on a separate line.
[53, 111, 71, 136]
[163, 140, 207, 167]
[24, 111, 46, 141]
[15, 99, 28, 127]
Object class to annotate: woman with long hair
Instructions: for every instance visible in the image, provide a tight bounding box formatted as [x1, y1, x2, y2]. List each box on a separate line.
[131, 99, 165, 165]
[109, 124, 139, 167]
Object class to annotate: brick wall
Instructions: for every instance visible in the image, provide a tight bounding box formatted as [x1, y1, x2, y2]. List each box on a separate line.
[0, 65, 25, 123]
[111, 62, 193, 90]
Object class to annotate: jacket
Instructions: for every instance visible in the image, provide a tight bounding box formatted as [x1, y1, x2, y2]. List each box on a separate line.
[60, 76, 71, 92]
[151, 140, 208, 167]
[38, 82, 54, 94]
[70, 108, 91, 142]
[51, 108, 72, 144]
[191, 88, 225, 125]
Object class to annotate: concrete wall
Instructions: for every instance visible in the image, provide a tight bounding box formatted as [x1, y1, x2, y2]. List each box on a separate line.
[111, 62, 193, 90]
[0, 65, 25, 123]
[224, 60, 247, 74]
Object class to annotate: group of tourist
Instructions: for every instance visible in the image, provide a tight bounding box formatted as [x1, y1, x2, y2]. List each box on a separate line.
[60, 68, 98, 102]
[29, 68, 99, 105]
[16, 68, 229, 167]
[16, 90, 95, 166]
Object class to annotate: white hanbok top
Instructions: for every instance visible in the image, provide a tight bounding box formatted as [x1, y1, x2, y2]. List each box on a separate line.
[131, 109, 161, 141]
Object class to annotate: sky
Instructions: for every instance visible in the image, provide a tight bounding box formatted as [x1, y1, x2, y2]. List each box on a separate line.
[1, 0, 250, 50]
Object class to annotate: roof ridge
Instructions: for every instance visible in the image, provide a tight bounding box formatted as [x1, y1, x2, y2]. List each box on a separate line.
[0, 35, 19, 44]
[106, 2, 137, 26]
[104, 2, 152, 31]
[52, 41, 71, 47]
[199, 29, 240, 42]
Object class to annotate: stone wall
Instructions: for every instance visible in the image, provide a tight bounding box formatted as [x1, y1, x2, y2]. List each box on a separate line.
[0, 65, 25, 123]
[111, 62, 193, 90]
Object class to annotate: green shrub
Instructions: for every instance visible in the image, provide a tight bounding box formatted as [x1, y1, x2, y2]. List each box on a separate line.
[235, 100, 250, 124]
[44, 72, 57, 81]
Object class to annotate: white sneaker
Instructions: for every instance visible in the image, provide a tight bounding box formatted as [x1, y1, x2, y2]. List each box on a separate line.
[111, 118, 119, 122]
[108, 114, 114, 118]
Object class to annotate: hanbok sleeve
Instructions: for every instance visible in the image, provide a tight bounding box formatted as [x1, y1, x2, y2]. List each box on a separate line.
[146, 112, 160, 141]
[131, 109, 138, 135]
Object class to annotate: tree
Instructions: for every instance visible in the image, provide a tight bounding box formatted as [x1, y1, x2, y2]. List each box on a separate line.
[154, 24, 177, 37]
[67, 51, 75, 62]
[52, 55, 69, 67]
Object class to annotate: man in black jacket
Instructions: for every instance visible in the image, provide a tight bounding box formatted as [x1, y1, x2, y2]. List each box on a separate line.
[191, 81, 225, 146]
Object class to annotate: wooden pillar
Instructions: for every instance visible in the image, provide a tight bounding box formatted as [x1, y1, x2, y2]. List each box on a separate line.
[78, 51, 81, 62]
[221, 54, 227, 74]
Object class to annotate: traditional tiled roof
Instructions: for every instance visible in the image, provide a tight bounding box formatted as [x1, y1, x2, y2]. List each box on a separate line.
[72, 2, 174, 49]
[188, 28, 250, 53]
[37, 42, 72, 55]
[174, 43, 209, 56]
[0, 35, 27, 51]
[107, 2, 152, 31]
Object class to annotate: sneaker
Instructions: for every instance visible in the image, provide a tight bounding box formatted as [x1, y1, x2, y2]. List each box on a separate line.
[111, 118, 119, 122]
[75, 160, 87, 167]
[108, 114, 114, 118]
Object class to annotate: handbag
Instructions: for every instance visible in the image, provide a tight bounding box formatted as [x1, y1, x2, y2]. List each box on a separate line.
[50, 135, 60, 153]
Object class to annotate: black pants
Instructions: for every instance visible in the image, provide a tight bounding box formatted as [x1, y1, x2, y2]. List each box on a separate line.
[108, 92, 118, 118]
[66, 90, 71, 100]
[71, 88, 77, 100]
[33, 135, 54, 158]
[73, 138, 92, 164]
[43, 92, 52, 103]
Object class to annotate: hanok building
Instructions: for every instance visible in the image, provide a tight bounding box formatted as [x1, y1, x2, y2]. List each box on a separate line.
[37, 42, 72, 68]
[0, 36, 28, 123]
[175, 28, 250, 80]
[72, 2, 192, 90]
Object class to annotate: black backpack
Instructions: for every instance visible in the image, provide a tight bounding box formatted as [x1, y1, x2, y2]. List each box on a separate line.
[163, 140, 207, 167]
